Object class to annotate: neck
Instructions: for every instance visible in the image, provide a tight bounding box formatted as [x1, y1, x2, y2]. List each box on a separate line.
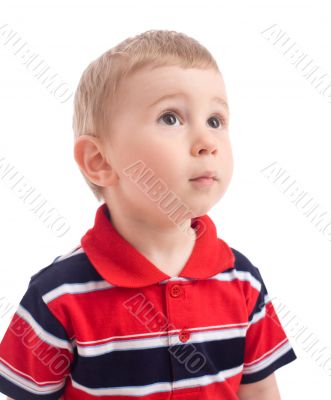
[104, 201, 197, 275]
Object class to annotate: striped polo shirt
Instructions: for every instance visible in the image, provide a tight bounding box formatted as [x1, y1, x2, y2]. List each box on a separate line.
[0, 202, 297, 399]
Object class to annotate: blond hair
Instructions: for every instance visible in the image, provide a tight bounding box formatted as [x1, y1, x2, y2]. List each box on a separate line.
[72, 29, 220, 202]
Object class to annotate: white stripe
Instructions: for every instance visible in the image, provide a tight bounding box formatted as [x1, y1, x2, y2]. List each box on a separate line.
[242, 339, 291, 374]
[16, 305, 73, 352]
[248, 294, 271, 326]
[213, 269, 262, 292]
[249, 304, 266, 325]
[159, 269, 262, 291]
[53, 245, 84, 263]
[42, 280, 113, 304]
[70, 364, 243, 396]
[0, 359, 65, 395]
[174, 364, 243, 389]
[71, 374, 173, 397]
[76, 321, 248, 345]
[42, 268, 261, 305]
[77, 325, 247, 357]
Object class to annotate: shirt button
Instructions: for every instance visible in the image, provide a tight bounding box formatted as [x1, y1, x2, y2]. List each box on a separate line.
[170, 284, 183, 297]
[179, 329, 190, 343]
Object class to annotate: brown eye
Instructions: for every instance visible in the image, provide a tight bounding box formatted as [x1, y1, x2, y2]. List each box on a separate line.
[208, 116, 222, 128]
[158, 112, 180, 126]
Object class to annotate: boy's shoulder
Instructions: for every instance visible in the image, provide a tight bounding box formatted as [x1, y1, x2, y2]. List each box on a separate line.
[225, 245, 268, 297]
[228, 245, 262, 278]
[28, 245, 103, 294]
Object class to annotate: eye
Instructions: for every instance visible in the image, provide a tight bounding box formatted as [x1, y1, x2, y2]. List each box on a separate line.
[208, 116, 220, 129]
[157, 110, 227, 129]
[208, 115, 226, 129]
[158, 111, 181, 127]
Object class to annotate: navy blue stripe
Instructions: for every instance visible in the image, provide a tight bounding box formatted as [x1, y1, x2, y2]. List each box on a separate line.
[240, 348, 297, 383]
[71, 337, 245, 388]
[0, 375, 64, 400]
[230, 247, 262, 281]
[19, 281, 71, 342]
[30, 253, 104, 290]
[17, 253, 104, 342]
[230, 247, 270, 321]
[247, 273, 268, 322]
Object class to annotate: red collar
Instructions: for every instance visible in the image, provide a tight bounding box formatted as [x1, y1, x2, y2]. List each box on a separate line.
[80, 203, 235, 288]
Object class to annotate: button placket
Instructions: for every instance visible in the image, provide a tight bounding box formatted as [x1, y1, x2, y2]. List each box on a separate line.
[166, 281, 197, 393]
[168, 283, 191, 343]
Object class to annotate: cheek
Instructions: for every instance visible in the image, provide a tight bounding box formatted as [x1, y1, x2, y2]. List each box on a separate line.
[119, 144, 181, 202]
[130, 139, 177, 173]
[221, 141, 234, 179]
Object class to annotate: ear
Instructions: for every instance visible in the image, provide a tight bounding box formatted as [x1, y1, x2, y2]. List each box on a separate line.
[73, 135, 117, 188]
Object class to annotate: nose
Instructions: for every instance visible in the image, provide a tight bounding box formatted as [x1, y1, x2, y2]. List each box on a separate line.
[190, 133, 218, 157]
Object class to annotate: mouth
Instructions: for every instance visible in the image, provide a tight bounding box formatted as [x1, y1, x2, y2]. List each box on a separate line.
[189, 176, 217, 187]
[189, 176, 217, 181]
[189, 171, 218, 181]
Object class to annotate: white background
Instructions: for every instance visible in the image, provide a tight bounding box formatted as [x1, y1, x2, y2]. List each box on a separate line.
[0, 0, 331, 398]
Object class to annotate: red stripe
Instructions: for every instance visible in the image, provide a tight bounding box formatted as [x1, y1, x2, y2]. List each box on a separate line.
[0, 314, 73, 382]
[47, 279, 253, 344]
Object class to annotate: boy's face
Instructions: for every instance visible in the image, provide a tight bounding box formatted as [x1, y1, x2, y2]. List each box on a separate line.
[101, 65, 233, 221]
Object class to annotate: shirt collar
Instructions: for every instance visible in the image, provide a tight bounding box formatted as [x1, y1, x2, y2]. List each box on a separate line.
[80, 203, 235, 288]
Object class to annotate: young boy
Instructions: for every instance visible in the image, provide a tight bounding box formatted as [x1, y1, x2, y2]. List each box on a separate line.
[0, 29, 297, 399]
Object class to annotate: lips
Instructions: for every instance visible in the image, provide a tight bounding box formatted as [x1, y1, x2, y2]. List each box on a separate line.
[190, 176, 217, 181]
[189, 171, 218, 181]
[189, 176, 216, 188]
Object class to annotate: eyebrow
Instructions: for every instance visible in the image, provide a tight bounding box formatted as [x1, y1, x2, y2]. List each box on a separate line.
[148, 92, 229, 112]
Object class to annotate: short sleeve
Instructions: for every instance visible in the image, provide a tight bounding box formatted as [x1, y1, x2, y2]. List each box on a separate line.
[240, 265, 297, 384]
[0, 276, 75, 399]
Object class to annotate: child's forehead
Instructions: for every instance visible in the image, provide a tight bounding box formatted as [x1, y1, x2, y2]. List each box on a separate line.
[123, 65, 227, 103]
[134, 64, 224, 85]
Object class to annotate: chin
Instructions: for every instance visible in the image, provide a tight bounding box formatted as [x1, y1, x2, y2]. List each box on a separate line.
[190, 205, 212, 219]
